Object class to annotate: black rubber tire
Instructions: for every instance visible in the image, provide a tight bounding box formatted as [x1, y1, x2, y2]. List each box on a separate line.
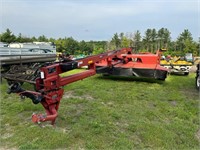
[196, 75, 200, 90]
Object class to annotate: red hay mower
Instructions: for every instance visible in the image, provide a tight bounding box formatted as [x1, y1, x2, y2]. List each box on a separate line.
[3, 48, 168, 125]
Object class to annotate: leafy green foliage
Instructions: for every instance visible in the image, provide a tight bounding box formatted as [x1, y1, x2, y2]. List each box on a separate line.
[121, 36, 130, 48]
[175, 29, 198, 55]
[158, 28, 171, 49]
[0, 72, 199, 149]
[0, 28, 199, 56]
[111, 33, 121, 49]
[38, 35, 48, 42]
[92, 47, 105, 55]
[0, 28, 16, 43]
[133, 30, 142, 51]
[16, 33, 33, 43]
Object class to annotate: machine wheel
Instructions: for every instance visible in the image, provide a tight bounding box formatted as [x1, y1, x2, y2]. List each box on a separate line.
[196, 75, 200, 90]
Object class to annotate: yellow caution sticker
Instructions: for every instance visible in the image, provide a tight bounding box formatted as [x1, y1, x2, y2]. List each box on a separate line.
[88, 60, 93, 64]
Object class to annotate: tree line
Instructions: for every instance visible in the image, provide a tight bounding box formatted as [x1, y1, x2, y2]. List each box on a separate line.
[0, 28, 199, 56]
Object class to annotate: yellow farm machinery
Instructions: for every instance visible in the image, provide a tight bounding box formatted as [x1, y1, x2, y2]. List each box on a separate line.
[160, 53, 193, 75]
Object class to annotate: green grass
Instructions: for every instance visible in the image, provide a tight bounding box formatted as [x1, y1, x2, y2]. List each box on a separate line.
[0, 70, 199, 149]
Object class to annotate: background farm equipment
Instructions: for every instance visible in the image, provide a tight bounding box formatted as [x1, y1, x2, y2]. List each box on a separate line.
[2, 48, 168, 125]
[0, 42, 56, 74]
[160, 54, 193, 75]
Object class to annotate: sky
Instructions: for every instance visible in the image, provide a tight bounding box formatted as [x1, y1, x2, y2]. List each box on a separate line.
[0, 0, 199, 41]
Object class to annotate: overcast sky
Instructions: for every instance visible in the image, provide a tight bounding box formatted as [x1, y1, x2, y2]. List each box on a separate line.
[0, 0, 199, 41]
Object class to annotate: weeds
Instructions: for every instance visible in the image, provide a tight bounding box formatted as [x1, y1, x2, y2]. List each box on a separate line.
[0, 71, 199, 149]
